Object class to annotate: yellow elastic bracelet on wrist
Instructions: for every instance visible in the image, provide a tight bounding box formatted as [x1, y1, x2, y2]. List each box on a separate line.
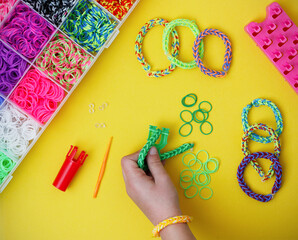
[152, 215, 193, 237]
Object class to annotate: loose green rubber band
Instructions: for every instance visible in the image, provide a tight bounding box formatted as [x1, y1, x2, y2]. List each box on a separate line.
[179, 122, 193, 137]
[188, 159, 203, 172]
[180, 169, 194, 183]
[200, 121, 213, 135]
[181, 93, 197, 107]
[182, 152, 196, 167]
[195, 150, 209, 162]
[180, 179, 194, 190]
[199, 186, 213, 200]
[194, 171, 211, 186]
[203, 158, 219, 173]
[162, 19, 204, 69]
[180, 110, 194, 123]
[198, 101, 213, 112]
[184, 184, 199, 199]
[193, 109, 208, 123]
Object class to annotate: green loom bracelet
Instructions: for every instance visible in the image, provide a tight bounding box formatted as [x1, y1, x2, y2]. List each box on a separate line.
[162, 19, 204, 69]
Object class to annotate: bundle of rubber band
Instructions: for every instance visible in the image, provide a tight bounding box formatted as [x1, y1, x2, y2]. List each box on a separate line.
[23, 0, 77, 27]
[10, 68, 65, 124]
[180, 150, 219, 199]
[61, 0, 117, 54]
[237, 98, 283, 202]
[0, 0, 17, 23]
[0, 103, 40, 159]
[0, 40, 29, 96]
[97, 0, 135, 20]
[0, 2, 55, 60]
[36, 32, 93, 90]
[135, 18, 232, 77]
[137, 125, 194, 171]
[0, 151, 15, 184]
[179, 93, 213, 136]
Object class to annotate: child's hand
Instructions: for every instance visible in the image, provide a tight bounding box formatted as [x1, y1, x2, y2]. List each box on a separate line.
[121, 147, 182, 225]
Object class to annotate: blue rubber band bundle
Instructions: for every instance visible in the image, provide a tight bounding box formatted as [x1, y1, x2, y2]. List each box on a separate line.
[61, 0, 117, 54]
[179, 94, 213, 136]
[238, 98, 284, 202]
[180, 150, 219, 199]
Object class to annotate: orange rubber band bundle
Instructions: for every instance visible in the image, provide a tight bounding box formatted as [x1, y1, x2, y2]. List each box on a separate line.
[152, 215, 192, 237]
[97, 0, 135, 20]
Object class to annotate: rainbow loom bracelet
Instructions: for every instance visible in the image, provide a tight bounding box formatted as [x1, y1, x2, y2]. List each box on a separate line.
[242, 123, 281, 181]
[162, 19, 204, 69]
[242, 98, 283, 144]
[193, 28, 232, 77]
[135, 18, 180, 77]
[237, 152, 282, 202]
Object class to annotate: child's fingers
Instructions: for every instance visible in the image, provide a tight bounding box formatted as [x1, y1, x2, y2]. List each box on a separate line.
[147, 147, 167, 181]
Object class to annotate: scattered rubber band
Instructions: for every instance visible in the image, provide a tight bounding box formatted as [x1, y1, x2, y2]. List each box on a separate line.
[193, 109, 208, 123]
[180, 110, 194, 123]
[135, 18, 180, 77]
[163, 19, 204, 69]
[179, 123, 193, 137]
[198, 101, 213, 112]
[193, 28, 232, 78]
[199, 186, 213, 200]
[181, 93, 197, 107]
[184, 184, 199, 199]
[200, 121, 213, 135]
[203, 158, 219, 173]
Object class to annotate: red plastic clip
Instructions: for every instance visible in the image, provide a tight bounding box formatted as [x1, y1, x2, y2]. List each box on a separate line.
[53, 146, 88, 192]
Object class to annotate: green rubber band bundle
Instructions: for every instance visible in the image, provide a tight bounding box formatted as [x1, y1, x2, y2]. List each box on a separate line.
[179, 93, 213, 136]
[0, 152, 15, 184]
[162, 19, 204, 69]
[61, 0, 117, 54]
[180, 150, 219, 199]
[137, 125, 194, 171]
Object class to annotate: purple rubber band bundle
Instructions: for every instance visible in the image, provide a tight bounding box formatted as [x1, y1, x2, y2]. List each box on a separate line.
[0, 2, 55, 60]
[0, 41, 29, 96]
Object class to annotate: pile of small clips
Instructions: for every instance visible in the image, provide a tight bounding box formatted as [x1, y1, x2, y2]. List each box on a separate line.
[179, 93, 213, 136]
[88, 102, 109, 128]
[180, 150, 219, 199]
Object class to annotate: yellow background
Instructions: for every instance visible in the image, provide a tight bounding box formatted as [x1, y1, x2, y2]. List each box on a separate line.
[1, 0, 298, 239]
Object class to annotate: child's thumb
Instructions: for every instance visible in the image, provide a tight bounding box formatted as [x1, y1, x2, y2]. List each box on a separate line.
[147, 147, 167, 179]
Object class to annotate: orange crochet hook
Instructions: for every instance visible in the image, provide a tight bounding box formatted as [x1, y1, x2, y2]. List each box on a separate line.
[93, 136, 113, 198]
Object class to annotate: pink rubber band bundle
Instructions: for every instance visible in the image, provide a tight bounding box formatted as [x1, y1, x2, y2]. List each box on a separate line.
[36, 32, 93, 90]
[0, 0, 17, 23]
[0, 2, 55, 60]
[10, 68, 65, 124]
[0, 103, 40, 159]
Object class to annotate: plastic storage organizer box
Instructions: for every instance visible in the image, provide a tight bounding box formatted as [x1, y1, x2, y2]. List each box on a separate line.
[0, 0, 139, 193]
[245, 2, 298, 94]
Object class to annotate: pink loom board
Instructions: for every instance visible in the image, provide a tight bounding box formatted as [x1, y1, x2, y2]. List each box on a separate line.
[245, 2, 298, 94]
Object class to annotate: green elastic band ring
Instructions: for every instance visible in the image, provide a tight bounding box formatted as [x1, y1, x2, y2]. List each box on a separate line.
[198, 101, 213, 112]
[195, 150, 210, 162]
[181, 93, 197, 107]
[200, 121, 213, 135]
[184, 184, 199, 199]
[179, 122, 193, 137]
[162, 19, 204, 69]
[180, 110, 194, 123]
[199, 186, 213, 200]
[180, 179, 194, 190]
[182, 152, 196, 167]
[180, 169, 194, 183]
[203, 158, 219, 173]
[193, 109, 208, 123]
[194, 171, 211, 186]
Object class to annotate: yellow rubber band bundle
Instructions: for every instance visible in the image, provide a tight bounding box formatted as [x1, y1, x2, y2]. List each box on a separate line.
[152, 215, 192, 237]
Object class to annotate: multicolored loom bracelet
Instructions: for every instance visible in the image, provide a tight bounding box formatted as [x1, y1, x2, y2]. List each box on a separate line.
[237, 152, 282, 202]
[193, 28, 232, 77]
[135, 18, 180, 77]
[242, 123, 281, 181]
[242, 98, 283, 144]
[162, 19, 204, 69]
